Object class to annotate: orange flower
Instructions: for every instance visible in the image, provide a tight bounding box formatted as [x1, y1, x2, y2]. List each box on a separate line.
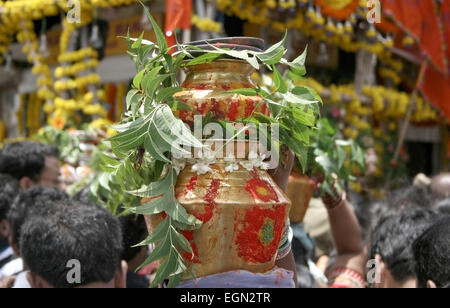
[314, 0, 359, 20]
[51, 116, 66, 130]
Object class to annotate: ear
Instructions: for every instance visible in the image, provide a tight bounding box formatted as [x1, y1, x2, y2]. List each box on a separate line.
[375, 254, 386, 287]
[8, 235, 20, 257]
[0, 219, 10, 239]
[19, 177, 35, 190]
[27, 272, 53, 288]
[114, 260, 128, 288]
[427, 280, 437, 288]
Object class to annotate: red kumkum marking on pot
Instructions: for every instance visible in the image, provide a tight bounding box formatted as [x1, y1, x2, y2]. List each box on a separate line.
[180, 230, 201, 264]
[245, 170, 279, 202]
[211, 98, 224, 119]
[179, 179, 221, 264]
[195, 83, 208, 90]
[227, 100, 240, 121]
[260, 103, 268, 115]
[195, 101, 208, 115]
[234, 204, 287, 263]
[178, 110, 190, 121]
[185, 176, 198, 194]
[198, 179, 221, 223]
[244, 98, 255, 117]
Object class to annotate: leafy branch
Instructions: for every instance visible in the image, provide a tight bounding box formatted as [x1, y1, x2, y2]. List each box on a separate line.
[225, 44, 320, 172]
[308, 118, 366, 197]
[94, 2, 323, 287]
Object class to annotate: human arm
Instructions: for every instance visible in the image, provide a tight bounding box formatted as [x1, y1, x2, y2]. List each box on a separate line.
[268, 146, 298, 287]
[322, 184, 366, 287]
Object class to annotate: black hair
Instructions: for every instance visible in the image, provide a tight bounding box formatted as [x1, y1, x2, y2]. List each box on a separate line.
[413, 217, 450, 288]
[0, 141, 59, 181]
[20, 199, 123, 288]
[72, 184, 92, 205]
[119, 214, 148, 263]
[370, 208, 438, 282]
[354, 200, 393, 242]
[0, 173, 20, 221]
[388, 185, 434, 210]
[8, 186, 68, 247]
[432, 198, 450, 216]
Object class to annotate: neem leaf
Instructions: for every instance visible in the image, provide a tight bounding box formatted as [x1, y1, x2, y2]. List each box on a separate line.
[207, 44, 260, 69]
[167, 272, 183, 288]
[337, 146, 346, 170]
[126, 89, 139, 110]
[352, 142, 365, 167]
[292, 45, 308, 66]
[282, 91, 318, 105]
[315, 152, 334, 175]
[186, 53, 222, 66]
[144, 133, 171, 163]
[127, 168, 177, 197]
[150, 249, 178, 287]
[136, 229, 171, 272]
[132, 193, 169, 215]
[296, 145, 309, 173]
[141, 66, 163, 94]
[141, 2, 168, 53]
[133, 215, 170, 247]
[130, 94, 144, 116]
[258, 47, 285, 66]
[227, 88, 259, 96]
[256, 31, 287, 65]
[294, 86, 323, 104]
[321, 181, 335, 198]
[272, 65, 287, 94]
[133, 69, 145, 89]
[171, 226, 193, 255]
[131, 31, 144, 49]
[156, 86, 182, 102]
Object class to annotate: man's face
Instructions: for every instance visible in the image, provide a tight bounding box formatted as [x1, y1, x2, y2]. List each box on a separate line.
[38, 156, 62, 189]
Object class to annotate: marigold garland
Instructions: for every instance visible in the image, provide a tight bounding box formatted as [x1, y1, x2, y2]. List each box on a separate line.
[191, 14, 221, 34]
[216, 0, 395, 61]
[314, 0, 359, 21]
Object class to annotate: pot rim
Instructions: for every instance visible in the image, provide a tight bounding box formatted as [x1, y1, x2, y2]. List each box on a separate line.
[186, 37, 265, 52]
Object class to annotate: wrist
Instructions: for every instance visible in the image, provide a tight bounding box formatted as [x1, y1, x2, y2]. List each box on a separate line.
[323, 185, 346, 210]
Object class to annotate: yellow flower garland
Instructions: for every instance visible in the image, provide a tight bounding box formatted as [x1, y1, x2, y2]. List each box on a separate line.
[191, 14, 221, 34]
[17, 20, 55, 101]
[0, 0, 139, 134]
[296, 77, 441, 186]
[216, 0, 394, 61]
[378, 67, 401, 85]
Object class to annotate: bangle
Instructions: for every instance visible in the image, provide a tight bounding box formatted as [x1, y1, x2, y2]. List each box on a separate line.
[276, 244, 291, 261]
[323, 184, 345, 210]
[328, 267, 366, 288]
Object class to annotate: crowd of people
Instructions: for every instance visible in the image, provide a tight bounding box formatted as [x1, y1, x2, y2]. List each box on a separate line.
[0, 140, 448, 288]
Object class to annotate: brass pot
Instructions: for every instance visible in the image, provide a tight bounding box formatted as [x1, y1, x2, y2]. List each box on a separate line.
[145, 43, 291, 279]
[145, 161, 291, 279]
[173, 59, 270, 125]
[286, 172, 315, 223]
